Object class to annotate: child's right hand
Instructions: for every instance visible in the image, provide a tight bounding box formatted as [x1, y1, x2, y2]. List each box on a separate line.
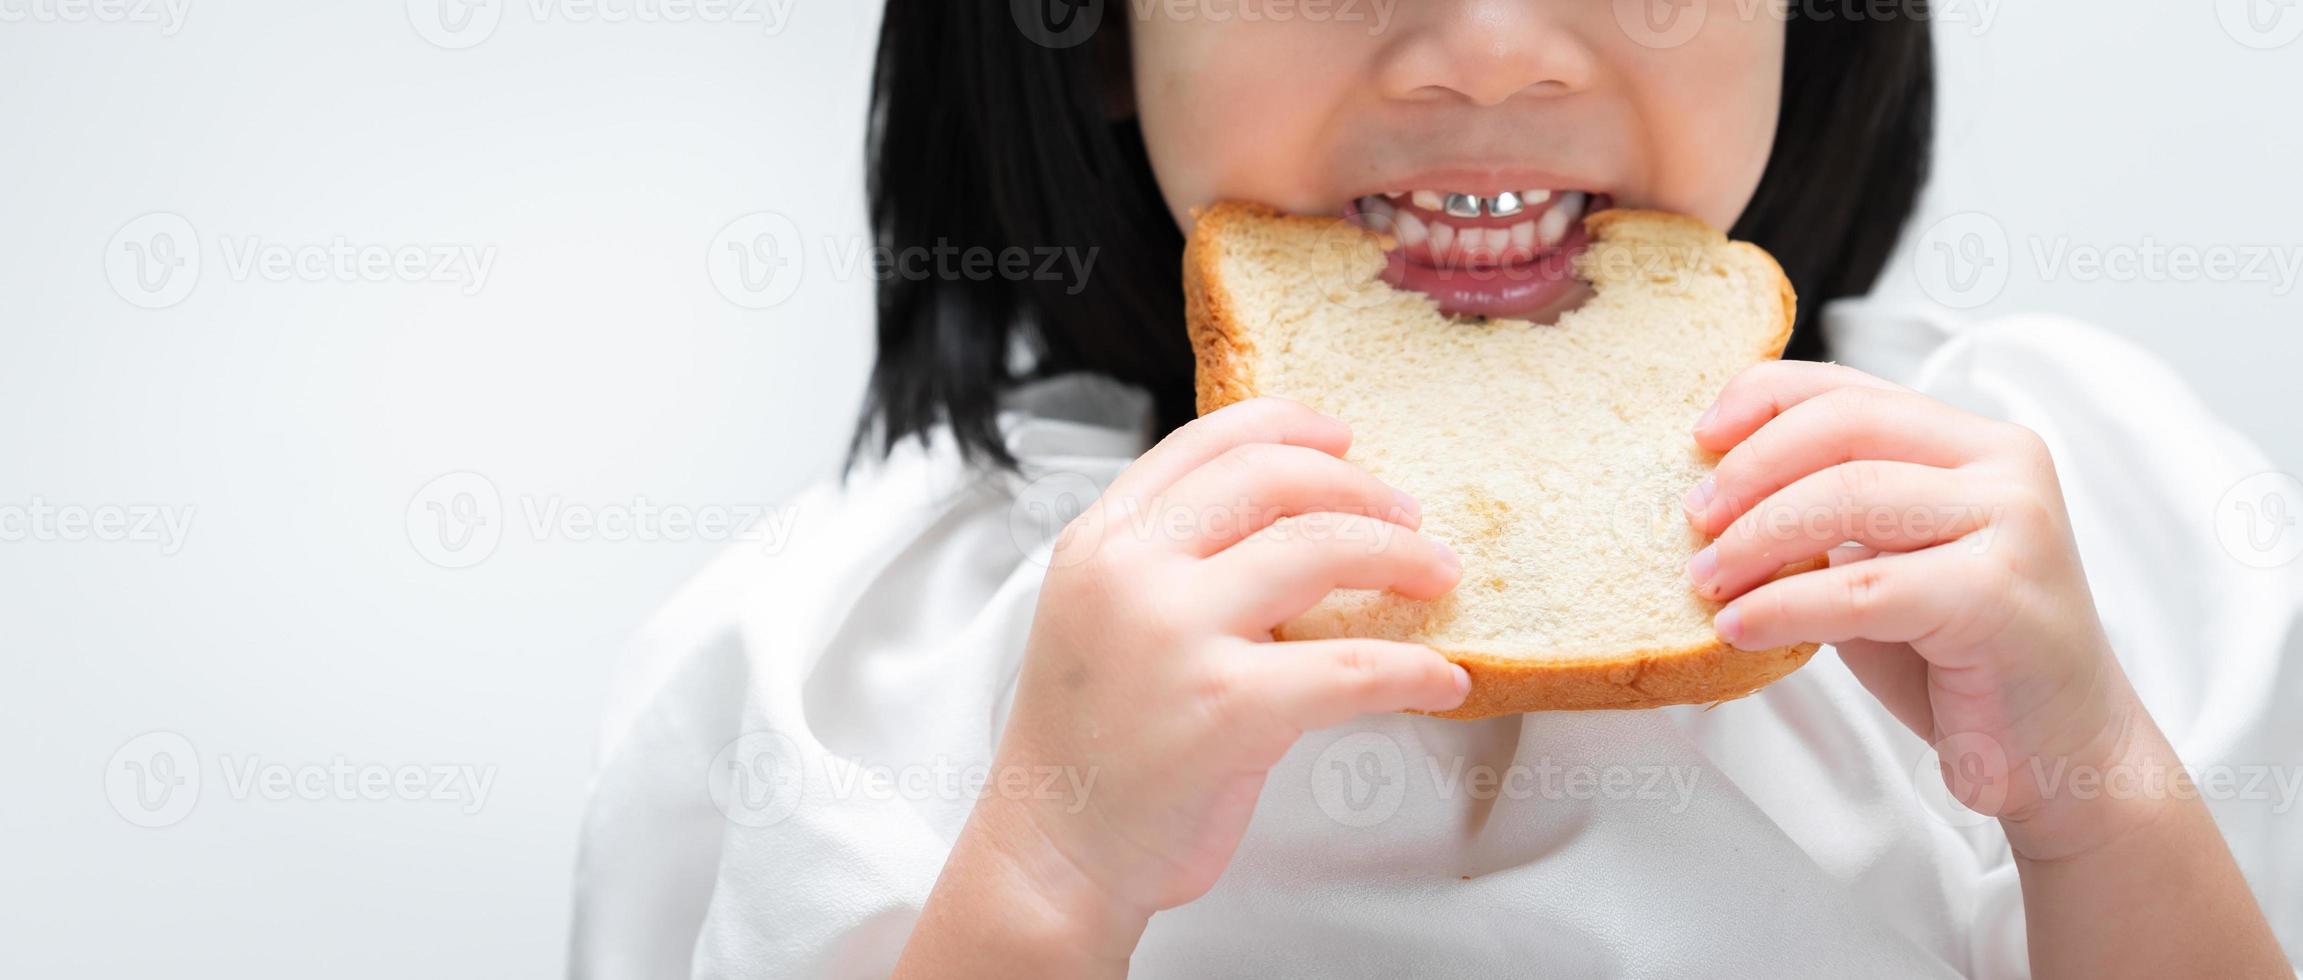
[897, 397, 1468, 976]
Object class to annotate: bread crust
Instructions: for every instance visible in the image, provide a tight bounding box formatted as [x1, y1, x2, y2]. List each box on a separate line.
[1184, 200, 1820, 717]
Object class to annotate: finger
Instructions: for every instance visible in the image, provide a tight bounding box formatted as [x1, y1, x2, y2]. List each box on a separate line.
[1827, 542, 1881, 566]
[1102, 397, 1349, 513]
[1833, 638, 1935, 736]
[1694, 360, 1907, 453]
[1198, 512, 1460, 634]
[1691, 461, 1995, 602]
[1686, 385, 1996, 537]
[1714, 542, 2011, 656]
[1154, 442, 1419, 557]
[1813, 543, 1938, 731]
[1228, 639, 1471, 731]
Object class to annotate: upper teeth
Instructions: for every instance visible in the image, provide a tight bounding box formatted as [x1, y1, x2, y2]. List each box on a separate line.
[1399, 189, 1562, 219]
[1351, 190, 1591, 258]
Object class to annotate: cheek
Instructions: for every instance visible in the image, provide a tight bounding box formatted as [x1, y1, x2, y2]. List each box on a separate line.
[1615, 19, 1784, 230]
[1132, 21, 1361, 231]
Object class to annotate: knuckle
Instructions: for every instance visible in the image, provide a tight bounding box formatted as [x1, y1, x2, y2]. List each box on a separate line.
[1987, 482, 2057, 533]
[1996, 420, 2050, 459]
[1193, 658, 1254, 731]
[1842, 562, 1889, 620]
[1334, 645, 1389, 701]
[1818, 382, 1889, 421]
[1945, 554, 2024, 644]
[1832, 459, 1888, 501]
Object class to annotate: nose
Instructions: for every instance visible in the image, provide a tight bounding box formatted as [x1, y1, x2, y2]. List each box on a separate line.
[1373, 0, 1598, 107]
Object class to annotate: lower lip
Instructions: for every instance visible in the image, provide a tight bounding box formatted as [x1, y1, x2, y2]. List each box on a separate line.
[1380, 222, 1593, 320]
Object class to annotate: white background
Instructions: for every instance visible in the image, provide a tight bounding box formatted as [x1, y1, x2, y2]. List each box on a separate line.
[2, 1, 2297, 976]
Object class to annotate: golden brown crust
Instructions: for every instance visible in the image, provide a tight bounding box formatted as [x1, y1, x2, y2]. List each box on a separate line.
[1425, 639, 1820, 717]
[1185, 201, 1401, 415]
[1186, 202, 1813, 717]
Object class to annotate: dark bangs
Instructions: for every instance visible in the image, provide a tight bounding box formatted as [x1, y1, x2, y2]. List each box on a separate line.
[850, 3, 1934, 475]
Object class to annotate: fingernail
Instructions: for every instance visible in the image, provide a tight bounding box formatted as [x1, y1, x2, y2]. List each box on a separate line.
[1686, 544, 1717, 590]
[1451, 665, 1472, 697]
[1694, 402, 1719, 434]
[1433, 538, 1461, 571]
[1682, 476, 1715, 517]
[1714, 604, 1745, 648]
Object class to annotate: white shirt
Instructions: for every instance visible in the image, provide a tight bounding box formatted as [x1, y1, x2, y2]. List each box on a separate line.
[568, 301, 2303, 978]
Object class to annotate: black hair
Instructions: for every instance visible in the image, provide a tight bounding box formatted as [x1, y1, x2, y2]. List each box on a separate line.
[850, 3, 1933, 475]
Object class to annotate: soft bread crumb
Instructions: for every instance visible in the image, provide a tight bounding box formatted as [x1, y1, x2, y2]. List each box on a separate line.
[1184, 202, 1820, 717]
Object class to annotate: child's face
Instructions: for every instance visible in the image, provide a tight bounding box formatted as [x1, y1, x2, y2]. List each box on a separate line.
[1129, 2, 1783, 320]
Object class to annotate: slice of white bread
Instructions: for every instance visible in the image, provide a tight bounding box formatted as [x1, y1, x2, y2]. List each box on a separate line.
[1184, 201, 1819, 717]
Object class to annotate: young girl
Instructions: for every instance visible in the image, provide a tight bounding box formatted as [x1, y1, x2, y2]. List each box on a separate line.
[572, 3, 2300, 976]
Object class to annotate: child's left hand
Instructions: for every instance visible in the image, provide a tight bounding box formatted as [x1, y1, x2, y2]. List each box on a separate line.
[1682, 360, 2144, 859]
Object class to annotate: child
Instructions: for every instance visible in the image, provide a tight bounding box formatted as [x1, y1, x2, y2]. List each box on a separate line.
[572, 3, 2298, 976]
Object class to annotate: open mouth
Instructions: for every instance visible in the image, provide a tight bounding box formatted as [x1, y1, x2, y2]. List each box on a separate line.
[1344, 187, 1613, 320]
